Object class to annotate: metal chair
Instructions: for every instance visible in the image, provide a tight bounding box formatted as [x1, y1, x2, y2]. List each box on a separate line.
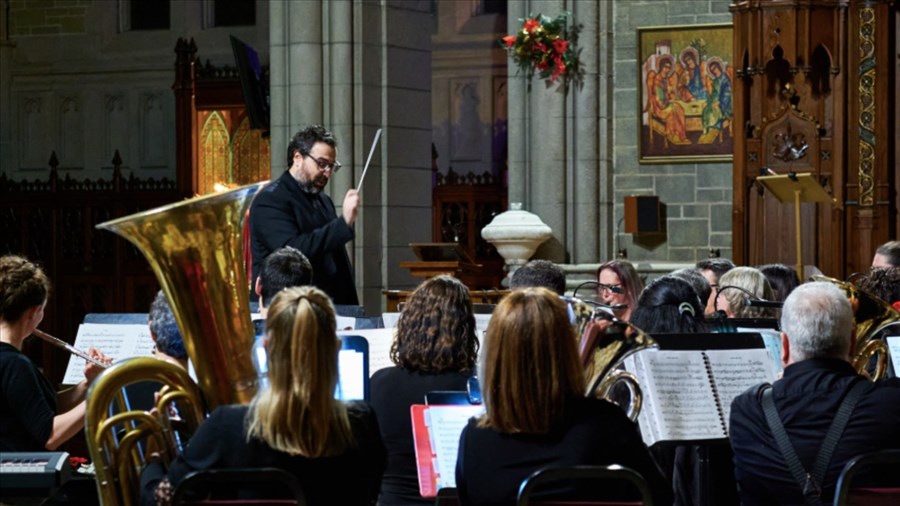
[172, 467, 306, 506]
[517, 465, 653, 506]
[833, 449, 900, 506]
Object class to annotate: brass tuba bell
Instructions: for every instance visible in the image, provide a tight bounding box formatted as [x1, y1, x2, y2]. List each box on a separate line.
[812, 275, 899, 380]
[97, 182, 266, 408]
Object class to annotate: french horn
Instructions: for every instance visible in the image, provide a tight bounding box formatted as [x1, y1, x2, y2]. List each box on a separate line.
[812, 275, 899, 380]
[563, 295, 657, 421]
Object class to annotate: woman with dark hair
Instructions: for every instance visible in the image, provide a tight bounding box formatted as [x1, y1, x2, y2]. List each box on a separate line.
[630, 276, 707, 334]
[596, 259, 643, 321]
[456, 288, 671, 506]
[758, 263, 801, 303]
[370, 275, 479, 505]
[1, 255, 109, 451]
[141, 286, 386, 506]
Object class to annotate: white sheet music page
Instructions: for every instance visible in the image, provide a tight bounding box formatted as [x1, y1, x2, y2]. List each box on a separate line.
[704, 348, 777, 430]
[337, 328, 396, 376]
[638, 350, 725, 443]
[62, 323, 153, 384]
[425, 405, 483, 489]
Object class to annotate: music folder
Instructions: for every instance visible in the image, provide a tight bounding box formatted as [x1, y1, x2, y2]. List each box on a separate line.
[411, 403, 483, 497]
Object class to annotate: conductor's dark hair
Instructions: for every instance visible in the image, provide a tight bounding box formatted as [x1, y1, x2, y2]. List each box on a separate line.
[260, 246, 313, 307]
[509, 260, 566, 295]
[758, 263, 801, 302]
[875, 241, 900, 267]
[392, 275, 479, 374]
[669, 267, 712, 309]
[630, 276, 707, 334]
[286, 125, 336, 168]
[695, 258, 736, 279]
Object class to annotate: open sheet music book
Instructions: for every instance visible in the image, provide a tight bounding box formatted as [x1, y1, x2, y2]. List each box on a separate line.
[62, 323, 155, 384]
[411, 404, 483, 497]
[625, 348, 777, 446]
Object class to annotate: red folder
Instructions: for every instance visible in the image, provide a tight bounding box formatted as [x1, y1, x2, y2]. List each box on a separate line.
[410, 404, 482, 498]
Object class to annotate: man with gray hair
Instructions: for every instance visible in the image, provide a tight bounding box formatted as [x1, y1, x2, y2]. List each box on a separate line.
[729, 282, 900, 506]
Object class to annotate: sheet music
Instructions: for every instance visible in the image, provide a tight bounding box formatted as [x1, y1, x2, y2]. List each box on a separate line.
[637, 350, 724, 443]
[737, 327, 783, 375]
[336, 349, 366, 400]
[336, 316, 356, 331]
[337, 328, 396, 376]
[473, 314, 492, 337]
[704, 349, 777, 428]
[425, 405, 483, 489]
[887, 336, 900, 374]
[62, 323, 154, 384]
[625, 353, 662, 445]
[382, 313, 401, 329]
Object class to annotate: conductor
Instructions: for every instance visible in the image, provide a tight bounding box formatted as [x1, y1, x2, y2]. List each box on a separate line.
[250, 125, 360, 305]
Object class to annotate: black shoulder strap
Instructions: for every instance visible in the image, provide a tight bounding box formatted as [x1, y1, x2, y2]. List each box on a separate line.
[760, 380, 871, 506]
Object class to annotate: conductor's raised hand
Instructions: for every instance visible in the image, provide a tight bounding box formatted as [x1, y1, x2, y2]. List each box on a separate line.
[342, 188, 360, 225]
[84, 347, 112, 384]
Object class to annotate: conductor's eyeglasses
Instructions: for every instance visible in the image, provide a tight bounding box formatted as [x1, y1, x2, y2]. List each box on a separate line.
[303, 153, 342, 174]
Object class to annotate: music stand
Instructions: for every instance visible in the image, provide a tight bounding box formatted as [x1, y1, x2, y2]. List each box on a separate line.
[756, 173, 835, 278]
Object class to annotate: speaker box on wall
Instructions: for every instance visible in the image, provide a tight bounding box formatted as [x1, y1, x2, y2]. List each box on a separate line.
[624, 195, 662, 234]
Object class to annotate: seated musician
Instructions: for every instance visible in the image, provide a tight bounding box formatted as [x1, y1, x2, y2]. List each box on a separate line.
[629, 275, 707, 335]
[0, 255, 110, 452]
[669, 267, 713, 311]
[695, 258, 735, 315]
[251, 246, 313, 387]
[729, 282, 900, 506]
[370, 275, 478, 506]
[140, 286, 386, 506]
[509, 259, 566, 295]
[455, 287, 672, 506]
[148, 290, 188, 370]
[758, 263, 801, 304]
[596, 259, 643, 321]
[713, 266, 776, 319]
[871, 240, 900, 269]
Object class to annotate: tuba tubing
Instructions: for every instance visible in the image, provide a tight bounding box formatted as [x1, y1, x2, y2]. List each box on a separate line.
[97, 182, 266, 408]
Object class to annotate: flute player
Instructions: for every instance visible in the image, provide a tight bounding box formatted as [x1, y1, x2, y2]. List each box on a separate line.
[0, 255, 111, 451]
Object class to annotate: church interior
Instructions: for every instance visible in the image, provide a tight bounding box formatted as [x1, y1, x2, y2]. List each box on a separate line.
[1, 0, 898, 504]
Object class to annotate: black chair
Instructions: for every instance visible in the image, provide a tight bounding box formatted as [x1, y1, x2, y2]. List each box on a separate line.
[424, 390, 471, 405]
[172, 468, 306, 506]
[434, 487, 459, 506]
[517, 465, 654, 506]
[833, 449, 900, 506]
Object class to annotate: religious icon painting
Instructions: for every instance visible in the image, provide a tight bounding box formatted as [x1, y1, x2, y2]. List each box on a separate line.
[637, 23, 734, 163]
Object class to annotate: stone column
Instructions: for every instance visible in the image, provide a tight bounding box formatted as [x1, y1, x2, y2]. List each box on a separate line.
[0, 0, 14, 174]
[269, 0, 432, 311]
[507, 0, 610, 264]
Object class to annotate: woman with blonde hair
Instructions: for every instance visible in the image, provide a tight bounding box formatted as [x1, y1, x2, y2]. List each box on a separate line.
[714, 266, 775, 318]
[455, 287, 671, 506]
[141, 286, 385, 505]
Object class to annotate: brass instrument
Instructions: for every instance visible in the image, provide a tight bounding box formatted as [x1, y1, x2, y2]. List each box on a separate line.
[83, 183, 264, 505]
[85, 357, 206, 506]
[563, 296, 657, 421]
[96, 182, 265, 408]
[812, 275, 899, 380]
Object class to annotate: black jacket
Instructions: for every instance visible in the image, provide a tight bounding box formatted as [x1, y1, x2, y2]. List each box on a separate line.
[249, 171, 358, 305]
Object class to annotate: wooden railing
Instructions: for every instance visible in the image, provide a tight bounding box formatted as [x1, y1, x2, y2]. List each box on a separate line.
[1, 151, 187, 384]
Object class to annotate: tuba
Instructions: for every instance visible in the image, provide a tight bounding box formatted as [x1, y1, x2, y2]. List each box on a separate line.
[812, 275, 899, 380]
[563, 295, 657, 421]
[97, 182, 265, 408]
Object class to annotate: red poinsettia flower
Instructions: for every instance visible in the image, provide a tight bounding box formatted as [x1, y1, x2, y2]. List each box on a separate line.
[524, 18, 540, 33]
[536, 60, 550, 71]
[502, 35, 517, 48]
[552, 55, 567, 81]
[552, 39, 568, 54]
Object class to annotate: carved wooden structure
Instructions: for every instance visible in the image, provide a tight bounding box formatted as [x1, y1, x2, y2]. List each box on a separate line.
[432, 169, 507, 289]
[731, 0, 897, 278]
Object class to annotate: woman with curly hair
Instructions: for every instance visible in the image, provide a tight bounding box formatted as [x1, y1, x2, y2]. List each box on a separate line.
[141, 286, 386, 505]
[370, 275, 479, 505]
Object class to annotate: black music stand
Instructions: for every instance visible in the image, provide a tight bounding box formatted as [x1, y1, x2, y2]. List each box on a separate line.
[648, 332, 768, 506]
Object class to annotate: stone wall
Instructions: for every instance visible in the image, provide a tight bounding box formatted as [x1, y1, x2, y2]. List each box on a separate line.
[611, 0, 733, 263]
[8, 0, 90, 36]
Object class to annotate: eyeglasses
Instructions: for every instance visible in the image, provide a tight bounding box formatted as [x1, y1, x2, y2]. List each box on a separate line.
[303, 152, 342, 173]
[599, 283, 623, 294]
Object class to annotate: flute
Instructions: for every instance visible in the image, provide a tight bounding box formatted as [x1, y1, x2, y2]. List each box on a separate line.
[32, 329, 110, 369]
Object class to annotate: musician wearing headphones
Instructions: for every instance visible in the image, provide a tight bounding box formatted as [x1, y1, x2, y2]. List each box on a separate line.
[729, 282, 900, 505]
[249, 125, 360, 305]
[0, 255, 110, 452]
